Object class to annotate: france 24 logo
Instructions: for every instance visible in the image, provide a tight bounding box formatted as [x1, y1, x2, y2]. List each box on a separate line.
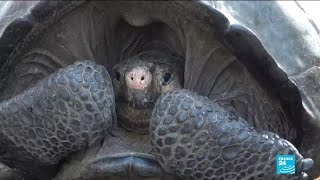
[276, 155, 295, 174]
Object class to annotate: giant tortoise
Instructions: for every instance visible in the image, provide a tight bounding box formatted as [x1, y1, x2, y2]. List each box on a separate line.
[0, 1, 318, 179]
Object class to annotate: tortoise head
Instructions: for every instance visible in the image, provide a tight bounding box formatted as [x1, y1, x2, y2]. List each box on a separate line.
[112, 50, 184, 133]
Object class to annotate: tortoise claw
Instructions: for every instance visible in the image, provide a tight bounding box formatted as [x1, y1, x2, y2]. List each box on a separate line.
[297, 158, 313, 172]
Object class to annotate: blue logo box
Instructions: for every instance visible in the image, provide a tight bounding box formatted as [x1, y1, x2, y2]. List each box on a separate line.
[276, 155, 295, 174]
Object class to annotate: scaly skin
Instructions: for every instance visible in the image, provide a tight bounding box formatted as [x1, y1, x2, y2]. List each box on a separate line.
[150, 89, 313, 179]
[0, 61, 115, 179]
[0, 58, 313, 179]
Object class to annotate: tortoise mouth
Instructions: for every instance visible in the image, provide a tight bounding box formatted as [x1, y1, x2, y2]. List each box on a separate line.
[100, 152, 156, 159]
[88, 153, 164, 177]
[116, 102, 154, 133]
[116, 98, 155, 109]
[82, 127, 173, 179]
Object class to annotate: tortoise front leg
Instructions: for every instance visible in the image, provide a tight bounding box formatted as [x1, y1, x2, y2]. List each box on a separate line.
[0, 61, 115, 180]
[150, 89, 313, 179]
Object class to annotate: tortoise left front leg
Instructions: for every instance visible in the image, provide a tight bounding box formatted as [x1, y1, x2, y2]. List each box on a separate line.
[0, 61, 116, 179]
[150, 89, 313, 179]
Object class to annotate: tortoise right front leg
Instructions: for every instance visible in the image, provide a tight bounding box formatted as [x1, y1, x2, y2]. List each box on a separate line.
[0, 61, 115, 179]
[150, 89, 313, 180]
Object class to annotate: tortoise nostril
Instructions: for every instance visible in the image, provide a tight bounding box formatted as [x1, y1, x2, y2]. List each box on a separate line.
[126, 68, 151, 89]
[130, 76, 145, 82]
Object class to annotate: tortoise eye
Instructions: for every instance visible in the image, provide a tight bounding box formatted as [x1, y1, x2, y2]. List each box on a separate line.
[115, 71, 121, 81]
[163, 73, 172, 85]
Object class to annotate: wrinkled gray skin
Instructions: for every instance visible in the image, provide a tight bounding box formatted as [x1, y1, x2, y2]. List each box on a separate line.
[0, 1, 316, 180]
[112, 50, 184, 133]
